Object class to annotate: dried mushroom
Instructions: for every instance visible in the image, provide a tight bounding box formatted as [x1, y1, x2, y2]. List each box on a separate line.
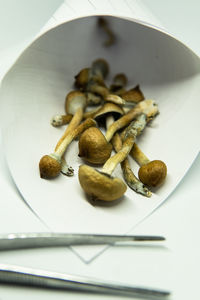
[130, 143, 167, 187]
[39, 118, 96, 179]
[97, 17, 116, 47]
[78, 102, 124, 164]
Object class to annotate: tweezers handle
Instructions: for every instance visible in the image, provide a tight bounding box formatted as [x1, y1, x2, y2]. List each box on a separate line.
[0, 264, 170, 299]
[0, 232, 165, 250]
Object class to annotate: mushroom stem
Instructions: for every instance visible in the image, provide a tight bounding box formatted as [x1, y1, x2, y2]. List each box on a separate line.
[130, 143, 167, 188]
[51, 114, 73, 127]
[51, 106, 101, 127]
[102, 114, 148, 176]
[112, 133, 151, 197]
[55, 107, 83, 152]
[130, 143, 150, 166]
[106, 114, 115, 129]
[105, 99, 158, 142]
[60, 157, 74, 177]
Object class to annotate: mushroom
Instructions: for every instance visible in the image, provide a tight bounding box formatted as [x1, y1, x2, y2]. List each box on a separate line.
[39, 118, 96, 179]
[78, 127, 112, 165]
[130, 143, 167, 188]
[78, 113, 150, 202]
[54, 90, 86, 145]
[39, 89, 91, 178]
[112, 133, 152, 197]
[74, 67, 91, 90]
[78, 102, 124, 164]
[97, 17, 116, 47]
[93, 102, 125, 128]
[65, 90, 87, 117]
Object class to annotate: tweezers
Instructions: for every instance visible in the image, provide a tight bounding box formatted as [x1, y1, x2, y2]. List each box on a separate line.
[0, 232, 165, 250]
[0, 263, 171, 299]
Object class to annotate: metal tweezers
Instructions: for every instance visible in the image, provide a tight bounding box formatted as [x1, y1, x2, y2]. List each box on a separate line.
[0, 263, 170, 299]
[0, 232, 171, 298]
[0, 232, 165, 250]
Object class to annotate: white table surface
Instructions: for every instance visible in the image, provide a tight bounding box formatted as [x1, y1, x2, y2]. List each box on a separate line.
[0, 1, 199, 299]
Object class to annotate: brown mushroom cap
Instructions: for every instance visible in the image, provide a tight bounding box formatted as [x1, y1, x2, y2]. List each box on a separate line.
[39, 155, 61, 179]
[78, 103, 124, 165]
[138, 160, 167, 187]
[93, 102, 124, 122]
[65, 91, 87, 115]
[78, 127, 112, 164]
[79, 165, 127, 201]
[74, 68, 90, 89]
[121, 85, 144, 103]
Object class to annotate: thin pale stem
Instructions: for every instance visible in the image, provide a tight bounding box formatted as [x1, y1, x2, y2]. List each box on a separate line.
[102, 136, 135, 176]
[55, 107, 83, 152]
[51, 114, 72, 127]
[130, 143, 150, 166]
[106, 114, 115, 129]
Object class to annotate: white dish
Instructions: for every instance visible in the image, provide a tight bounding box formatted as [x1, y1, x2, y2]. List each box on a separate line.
[0, 16, 199, 262]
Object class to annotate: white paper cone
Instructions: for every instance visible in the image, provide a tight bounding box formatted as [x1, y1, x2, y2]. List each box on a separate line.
[0, 4, 199, 262]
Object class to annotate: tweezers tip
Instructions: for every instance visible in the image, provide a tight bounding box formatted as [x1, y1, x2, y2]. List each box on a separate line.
[134, 235, 166, 241]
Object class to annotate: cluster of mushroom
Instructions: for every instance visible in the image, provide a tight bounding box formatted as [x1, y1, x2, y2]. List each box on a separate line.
[39, 58, 167, 203]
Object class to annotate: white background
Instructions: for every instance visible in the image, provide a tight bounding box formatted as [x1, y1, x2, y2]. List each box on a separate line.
[0, 1, 199, 299]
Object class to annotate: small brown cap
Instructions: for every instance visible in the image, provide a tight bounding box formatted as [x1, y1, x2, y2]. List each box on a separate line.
[74, 68, 90, 89]
[78, 127, 112, 164]
[39, 155, 61, 179]
[138, 160, 167, 187]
